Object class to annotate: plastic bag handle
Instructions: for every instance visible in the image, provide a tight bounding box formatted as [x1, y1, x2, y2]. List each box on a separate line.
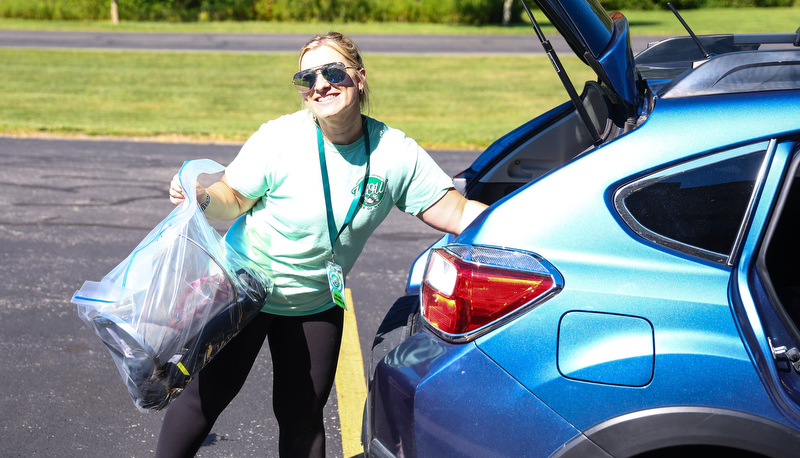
[116, 159, 226, 288]
[177, 159, 225, 209]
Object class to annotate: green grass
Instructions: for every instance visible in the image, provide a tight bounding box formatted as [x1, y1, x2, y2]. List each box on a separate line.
[622, 6, 800, 34]
[1, 7, 798, 148]
[0, 48, 595, 149]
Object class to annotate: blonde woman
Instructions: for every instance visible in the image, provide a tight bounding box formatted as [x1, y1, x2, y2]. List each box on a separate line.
[157, 31, 486, 457]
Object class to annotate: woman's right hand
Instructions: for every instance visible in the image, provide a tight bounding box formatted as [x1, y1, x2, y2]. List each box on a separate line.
[168, 173, 207, 207]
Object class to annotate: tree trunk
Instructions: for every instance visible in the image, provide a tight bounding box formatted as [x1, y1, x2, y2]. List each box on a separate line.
[503, 0, 514, 26]
[111, 0, 119, 25]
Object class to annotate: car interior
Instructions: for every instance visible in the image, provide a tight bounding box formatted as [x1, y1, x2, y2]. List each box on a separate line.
[761, 150, 800, 337]
[466, 80, 631, 205]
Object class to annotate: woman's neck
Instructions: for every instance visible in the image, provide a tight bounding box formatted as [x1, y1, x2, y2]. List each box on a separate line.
[317, 110, 363, 145]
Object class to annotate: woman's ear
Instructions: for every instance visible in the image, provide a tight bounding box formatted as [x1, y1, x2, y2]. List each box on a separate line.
[357, 68, 366, 91]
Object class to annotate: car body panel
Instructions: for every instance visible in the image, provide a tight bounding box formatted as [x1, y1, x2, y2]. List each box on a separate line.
[557, 311, 654, 387]
[370, 331, 585, 457]
[462, 97, 799, 430]
[388, 92, 800, 443]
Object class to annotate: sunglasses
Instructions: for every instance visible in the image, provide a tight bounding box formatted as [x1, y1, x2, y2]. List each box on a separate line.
[292, 62, 358, 93]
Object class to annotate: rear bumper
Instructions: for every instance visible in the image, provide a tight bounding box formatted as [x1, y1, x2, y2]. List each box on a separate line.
[365, 329, 582, 457]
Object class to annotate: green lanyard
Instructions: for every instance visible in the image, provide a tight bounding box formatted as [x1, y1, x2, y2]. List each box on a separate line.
[317, 116, 371, 262]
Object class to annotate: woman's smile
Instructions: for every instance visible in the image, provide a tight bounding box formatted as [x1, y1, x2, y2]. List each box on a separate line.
[300, 47, 362, 125]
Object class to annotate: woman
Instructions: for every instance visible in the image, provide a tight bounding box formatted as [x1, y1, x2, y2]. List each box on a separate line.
[157, 31, 487, 457]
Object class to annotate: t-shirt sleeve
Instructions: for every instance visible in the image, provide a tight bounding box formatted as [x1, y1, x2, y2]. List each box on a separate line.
[395, 139, 454, 216]
[225, 124, 272, 200]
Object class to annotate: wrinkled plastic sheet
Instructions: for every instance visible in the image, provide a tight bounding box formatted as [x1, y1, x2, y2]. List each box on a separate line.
[72, 159, 272, 411]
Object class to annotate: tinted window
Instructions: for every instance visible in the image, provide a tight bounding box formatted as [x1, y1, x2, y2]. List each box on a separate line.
[616, 147, 767, 262]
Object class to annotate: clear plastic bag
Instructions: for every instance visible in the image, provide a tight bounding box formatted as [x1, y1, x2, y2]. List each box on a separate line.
[72, 159, 272, 412]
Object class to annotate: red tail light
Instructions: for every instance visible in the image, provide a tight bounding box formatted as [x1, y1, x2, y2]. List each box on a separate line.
[421, 244, 561, 341]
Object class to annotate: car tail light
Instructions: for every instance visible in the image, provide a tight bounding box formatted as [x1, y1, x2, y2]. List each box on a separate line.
[421, 244, 562, 342]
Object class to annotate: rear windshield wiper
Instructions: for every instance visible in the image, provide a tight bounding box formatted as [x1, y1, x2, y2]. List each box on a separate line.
[520, 0, 602, 146]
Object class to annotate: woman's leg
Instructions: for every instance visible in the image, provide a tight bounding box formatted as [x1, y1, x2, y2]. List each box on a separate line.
[155, 312, 274, 458]
[268, 306, 344, 458]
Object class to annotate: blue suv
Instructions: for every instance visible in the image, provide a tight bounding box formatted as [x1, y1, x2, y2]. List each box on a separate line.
[362, 0, 800, 456]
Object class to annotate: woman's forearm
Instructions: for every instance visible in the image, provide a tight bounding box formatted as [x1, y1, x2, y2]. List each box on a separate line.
[201, 176, 258, 222]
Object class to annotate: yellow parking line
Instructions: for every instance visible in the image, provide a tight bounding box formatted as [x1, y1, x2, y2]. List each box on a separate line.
[335, 288, 367, 458]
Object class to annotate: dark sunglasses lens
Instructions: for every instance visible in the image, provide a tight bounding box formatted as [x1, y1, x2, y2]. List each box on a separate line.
[293, 63, 351, 92]
[321, 65, 348, 84]
[293, 70, 315, 91]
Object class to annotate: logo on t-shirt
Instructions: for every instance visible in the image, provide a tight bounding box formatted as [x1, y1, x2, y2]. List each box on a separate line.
[353, 176, 386, 209]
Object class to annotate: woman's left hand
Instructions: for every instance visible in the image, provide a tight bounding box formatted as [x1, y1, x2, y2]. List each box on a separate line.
[168, 173, 207, 207]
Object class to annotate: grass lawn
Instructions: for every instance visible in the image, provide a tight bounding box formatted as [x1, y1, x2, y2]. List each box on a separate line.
[0, 7, 797, 149]
[0, 48, 595, 149]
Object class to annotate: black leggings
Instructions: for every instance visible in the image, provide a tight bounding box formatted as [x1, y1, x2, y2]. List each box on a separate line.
[154, 306, 344, 458]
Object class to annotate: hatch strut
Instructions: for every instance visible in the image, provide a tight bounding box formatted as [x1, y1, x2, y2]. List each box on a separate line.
[519, 0, 602, 146]
[667, 2, 710, 58]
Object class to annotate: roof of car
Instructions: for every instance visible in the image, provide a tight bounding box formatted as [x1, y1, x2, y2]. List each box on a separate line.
[635, 33, 800, 98]
[660, 49, 800, 98]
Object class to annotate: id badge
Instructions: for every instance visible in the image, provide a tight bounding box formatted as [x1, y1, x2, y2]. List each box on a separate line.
[326, 260, 347, 310]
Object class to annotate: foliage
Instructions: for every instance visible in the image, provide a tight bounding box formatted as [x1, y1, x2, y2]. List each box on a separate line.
[599, 0, 794, 9]
[236, 0, 524, 24]
[0, 0, 108, 20]
[0, 0, 794, 24]
[0, 0, 528, 23]
[115, 0, 256, 21]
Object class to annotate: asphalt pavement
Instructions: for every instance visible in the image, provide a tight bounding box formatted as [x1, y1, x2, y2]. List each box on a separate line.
[0, 135, 478, 457]
[0, 25, 665, 457]
[0, 28, 665, 54]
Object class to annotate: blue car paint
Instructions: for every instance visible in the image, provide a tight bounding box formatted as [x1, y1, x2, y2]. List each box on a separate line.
[557, 311, 654, 387]
[597, 15, 639, 107]
[376, 99, 800, 449]
[366, 2, 800, 453]
[462, 99, 797, 429]
[372, 332, 587, 457]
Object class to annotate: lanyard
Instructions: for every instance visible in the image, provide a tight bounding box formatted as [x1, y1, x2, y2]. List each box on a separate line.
[317, 116, 371, 261]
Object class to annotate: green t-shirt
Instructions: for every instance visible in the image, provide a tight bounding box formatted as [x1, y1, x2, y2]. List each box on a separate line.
[224, 110, 453, 316]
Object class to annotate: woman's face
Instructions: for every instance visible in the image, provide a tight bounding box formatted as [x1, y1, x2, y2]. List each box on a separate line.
[299, 45, 364, 123]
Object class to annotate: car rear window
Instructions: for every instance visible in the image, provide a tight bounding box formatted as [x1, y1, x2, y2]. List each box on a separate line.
[615, 143, 769, 264]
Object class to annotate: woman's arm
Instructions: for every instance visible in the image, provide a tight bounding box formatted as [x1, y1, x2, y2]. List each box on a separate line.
[168, 174, 259, 221]
[417, 189, 488, 236]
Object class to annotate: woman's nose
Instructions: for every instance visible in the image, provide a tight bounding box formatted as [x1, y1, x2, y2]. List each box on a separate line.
[313, 69, 330, 91]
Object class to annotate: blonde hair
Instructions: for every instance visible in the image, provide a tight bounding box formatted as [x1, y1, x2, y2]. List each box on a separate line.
[298, 31, 369, 112]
